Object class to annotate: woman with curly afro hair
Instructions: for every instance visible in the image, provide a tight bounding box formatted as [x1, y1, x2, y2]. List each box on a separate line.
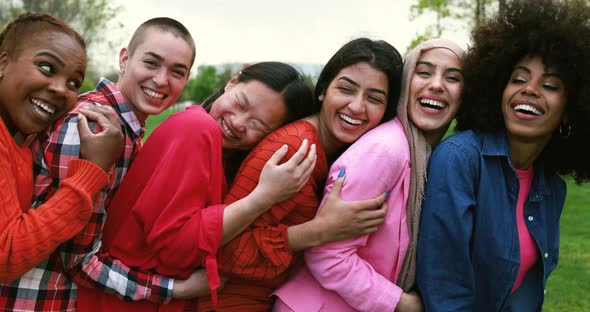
[416, 0, 590, 311]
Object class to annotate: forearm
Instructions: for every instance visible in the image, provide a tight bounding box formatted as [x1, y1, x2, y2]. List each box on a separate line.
[305, 237, 403, 312]
[68, 252, 174, 303]
[0, 160, 107, 282]
[221, 188, 275, 245]
[286, 218, 324, 252]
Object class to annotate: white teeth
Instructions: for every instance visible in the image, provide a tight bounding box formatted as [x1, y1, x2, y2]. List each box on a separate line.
[420, 99, 445, 108]
[514, 104, 542, 116]
[338, 113, 363, 126]
[142, 88, 164, 99]
[221, 119, 236, 138]
[31, 98, 56, 114]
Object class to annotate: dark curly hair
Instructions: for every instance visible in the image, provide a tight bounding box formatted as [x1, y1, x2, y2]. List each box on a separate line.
[456, 0, 590, 183]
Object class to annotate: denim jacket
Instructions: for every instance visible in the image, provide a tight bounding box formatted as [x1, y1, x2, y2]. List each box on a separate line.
[417, 130, 566, 312]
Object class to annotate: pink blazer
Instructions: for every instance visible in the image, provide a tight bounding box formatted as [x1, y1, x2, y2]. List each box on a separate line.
[274, 118, 411, 312]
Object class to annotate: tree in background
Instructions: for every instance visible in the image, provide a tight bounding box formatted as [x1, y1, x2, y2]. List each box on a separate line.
[0, 0, 120, 48]
[407, 0, 508, 52]
[1, 0, 122, 93]
[178, 65, 221, 104]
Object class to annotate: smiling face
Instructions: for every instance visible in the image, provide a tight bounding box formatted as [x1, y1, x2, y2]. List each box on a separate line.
[117, 28, 193, 123]
[408, 48, 463, 143]
[209, 79, 288, 151]
[502, 55, 566, 146]
[318, 62, 389, 146]
[0, 30, 86, 137]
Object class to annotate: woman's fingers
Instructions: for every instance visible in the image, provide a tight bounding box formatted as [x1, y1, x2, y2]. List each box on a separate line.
[266, 144, 288, 166]
[284, 139, 309, 166]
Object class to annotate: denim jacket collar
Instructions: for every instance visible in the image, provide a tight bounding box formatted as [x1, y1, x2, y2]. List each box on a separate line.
[481, 131, 552, 198]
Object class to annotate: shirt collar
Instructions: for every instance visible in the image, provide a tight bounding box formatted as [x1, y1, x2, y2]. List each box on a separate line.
[481, 131, 510, 158]
[481, 131, 551, 196]
[95, 78, 145, 139]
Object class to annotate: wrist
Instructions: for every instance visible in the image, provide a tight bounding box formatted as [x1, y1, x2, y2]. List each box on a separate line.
[172, 280, 186, 299]
[248, 187, 275, 212]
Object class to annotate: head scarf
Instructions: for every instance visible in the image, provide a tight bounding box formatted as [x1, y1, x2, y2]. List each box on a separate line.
[396, 38, 465, 291]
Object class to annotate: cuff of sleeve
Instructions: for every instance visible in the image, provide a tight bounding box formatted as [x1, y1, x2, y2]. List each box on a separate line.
[198, 204, 225, 256]
[370, 282, 403, 312]
[149, 275, 174, 304]
[64, 159, 109, 195]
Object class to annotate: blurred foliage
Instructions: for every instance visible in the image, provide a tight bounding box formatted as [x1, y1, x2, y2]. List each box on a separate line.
[0, 0, 121, 48]
[406, 0, 507, 52]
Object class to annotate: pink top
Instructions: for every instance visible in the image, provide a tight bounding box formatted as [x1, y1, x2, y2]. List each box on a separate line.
[512, 167, 538, 292]
[273, 118, 411, 312]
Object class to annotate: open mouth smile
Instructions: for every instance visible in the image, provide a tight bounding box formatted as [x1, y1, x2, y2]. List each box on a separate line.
[31, 97, 57, 117]
[142, 87, 166, 99]
[338, 113, 364, 126]
[513, 104, 543, 116]
[419, 98, 446, 110]
[221, 118, 237, 139]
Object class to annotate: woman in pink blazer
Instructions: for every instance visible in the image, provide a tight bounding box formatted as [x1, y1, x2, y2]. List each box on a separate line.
[273, 38, 465, 312]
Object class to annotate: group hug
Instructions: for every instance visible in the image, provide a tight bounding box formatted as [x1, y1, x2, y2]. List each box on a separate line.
[1, 0, 590, 311]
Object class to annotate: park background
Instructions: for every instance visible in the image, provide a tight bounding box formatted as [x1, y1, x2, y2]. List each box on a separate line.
[2, 0, 588, 310]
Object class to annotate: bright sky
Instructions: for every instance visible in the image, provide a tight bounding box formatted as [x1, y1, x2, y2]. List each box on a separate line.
[110, 0, 469, 73]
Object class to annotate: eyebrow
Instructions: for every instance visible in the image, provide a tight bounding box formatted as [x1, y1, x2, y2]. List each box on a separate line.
[514, 66, 560, 78]
[338, 76, 387, 96]
[36, 51, 85, 77]
[146, 52, 190, 72]
[238, 91, 273, 131]
[417, 61, 463, 75]
[36, 51, 64, 67]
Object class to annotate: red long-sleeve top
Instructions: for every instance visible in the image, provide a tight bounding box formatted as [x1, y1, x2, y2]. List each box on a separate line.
[76, 106, 226, 311]
[197, 119, 328, 311]
[0, 119, 107, 283]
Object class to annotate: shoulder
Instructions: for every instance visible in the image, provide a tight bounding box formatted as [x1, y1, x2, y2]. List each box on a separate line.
[153, 106, 219, 142]
[264, 119, 317, 146]
[432, 130, 483, 162]
[347, 118, 409, 159]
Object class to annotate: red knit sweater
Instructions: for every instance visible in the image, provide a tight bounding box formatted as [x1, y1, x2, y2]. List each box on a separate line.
[0, 119, 108, 282]
[197, 119, 328, 311]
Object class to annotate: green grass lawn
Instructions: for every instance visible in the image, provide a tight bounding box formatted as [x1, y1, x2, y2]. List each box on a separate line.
[544, 180, 590, 311]
[145, 114, 589, 310]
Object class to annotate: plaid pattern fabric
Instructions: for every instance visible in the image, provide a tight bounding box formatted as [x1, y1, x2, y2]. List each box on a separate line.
[0, 79, 173, 311]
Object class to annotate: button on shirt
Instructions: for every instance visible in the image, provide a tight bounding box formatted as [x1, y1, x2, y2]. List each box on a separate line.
[416, 130, 566, 312]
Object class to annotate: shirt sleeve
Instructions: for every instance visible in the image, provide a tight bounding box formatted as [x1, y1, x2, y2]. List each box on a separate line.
[218, 132, 321, 282]
[129, 109, 225, 277]
[35, 112, 175, 303]
[304, 131, 407, 312]
[0, 136, 107, 283]
[416, 140, 478, 312]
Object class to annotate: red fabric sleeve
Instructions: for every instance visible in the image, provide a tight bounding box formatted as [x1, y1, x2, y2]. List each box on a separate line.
[218, 121, 327, 283]
[112, 107, 226, 274]
[0, 122, 107, 282]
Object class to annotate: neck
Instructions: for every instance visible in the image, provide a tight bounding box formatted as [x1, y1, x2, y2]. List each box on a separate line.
[507, 133, 550, 170]
[12, 132, 26, 146]
[306, 113, 346, 160]
[423, 130, 445, 148]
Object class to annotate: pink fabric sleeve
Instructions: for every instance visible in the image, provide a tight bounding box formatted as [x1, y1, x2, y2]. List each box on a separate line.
[305, 125, 408, 312]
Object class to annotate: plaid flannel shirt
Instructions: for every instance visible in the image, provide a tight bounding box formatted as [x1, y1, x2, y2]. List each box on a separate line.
[0, 79, 173, 311]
